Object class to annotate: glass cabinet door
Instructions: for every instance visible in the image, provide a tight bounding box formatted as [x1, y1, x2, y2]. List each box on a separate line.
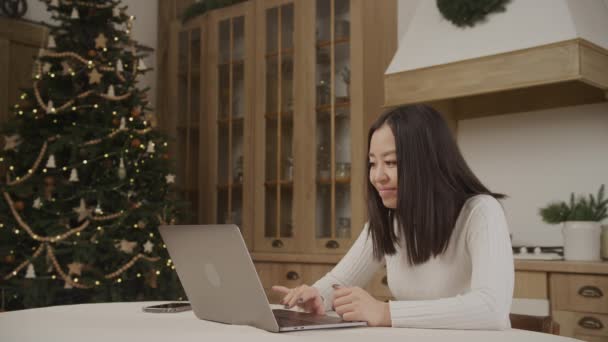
[315, 0, 352, 252]
[216, 17, 245, 227]
[175, 22, 203, 224]
[255, 0, 297, 252]
[210, 2, 254, 248]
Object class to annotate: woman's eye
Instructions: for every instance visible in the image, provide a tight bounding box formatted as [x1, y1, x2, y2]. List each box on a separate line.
[386, 160, 397, 166]
[368, 161, 376, 168]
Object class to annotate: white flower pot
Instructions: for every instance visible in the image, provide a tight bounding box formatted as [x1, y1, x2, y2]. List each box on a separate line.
[562, 221, 602, 261]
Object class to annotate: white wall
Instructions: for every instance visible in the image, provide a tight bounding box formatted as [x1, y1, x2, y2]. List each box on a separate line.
[458, 104, 608, 246]
[396, 0, 608, 246]
[24, 0, 159, 108]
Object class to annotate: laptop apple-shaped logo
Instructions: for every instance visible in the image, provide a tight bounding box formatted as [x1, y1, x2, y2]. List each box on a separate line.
[204, 263, 221, 288]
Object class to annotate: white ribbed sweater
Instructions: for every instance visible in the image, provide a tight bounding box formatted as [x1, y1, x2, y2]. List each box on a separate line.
[312, 195, 514, 330]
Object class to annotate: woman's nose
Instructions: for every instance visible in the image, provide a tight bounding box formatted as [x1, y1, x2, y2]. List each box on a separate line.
[372, 166, 388, 183]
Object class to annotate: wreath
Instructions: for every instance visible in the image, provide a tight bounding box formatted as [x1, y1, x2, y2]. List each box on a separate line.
[436, 0, 510, 28]
[0, 0, 28, 18]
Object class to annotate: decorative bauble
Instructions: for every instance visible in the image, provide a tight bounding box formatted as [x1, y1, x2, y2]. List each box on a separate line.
[44, 176, 55, 186]
[14, 201, 25, 211]
[4, 255, 15, 264]
[131, 107, 141, 118]
[436, 0, 510, 28]
[103, 159, 113, 168]
[88, 49, 97, 57]
[162, 153, 169, 160]
[131, 138, 141, 148]
[112, 117, 120, 126]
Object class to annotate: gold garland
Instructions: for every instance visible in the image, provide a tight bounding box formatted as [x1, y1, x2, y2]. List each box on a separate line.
[105, 254, 160, 279]
[2, 192, 90, 243]
[90, 210, 125, 221]
[134, 127, 152, 135]
[5, 141, 48, 186]
[2, 244, 46, 280]
[82, 127, 126, 146]
[39, 50, 89, 65]
[46, 244, 89, 289]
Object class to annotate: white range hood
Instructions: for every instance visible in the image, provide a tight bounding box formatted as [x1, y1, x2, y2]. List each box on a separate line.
[384, 0, 608, 116]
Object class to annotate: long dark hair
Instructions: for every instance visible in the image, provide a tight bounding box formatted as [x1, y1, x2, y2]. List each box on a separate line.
[366, 104, 505, 265]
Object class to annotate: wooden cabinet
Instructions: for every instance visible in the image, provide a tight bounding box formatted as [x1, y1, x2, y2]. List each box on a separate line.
[515, 260, 608, 341]
[0, 18, 47, 125]
[551, 274, 608, 341]
[166, 1, 396, 260]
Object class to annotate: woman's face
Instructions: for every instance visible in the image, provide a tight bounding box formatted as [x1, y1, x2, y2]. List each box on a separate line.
[369, 124, 398, 209]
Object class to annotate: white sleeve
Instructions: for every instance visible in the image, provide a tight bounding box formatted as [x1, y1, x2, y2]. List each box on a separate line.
[389, 199, 514, 330]
[312, 223, 384, 311]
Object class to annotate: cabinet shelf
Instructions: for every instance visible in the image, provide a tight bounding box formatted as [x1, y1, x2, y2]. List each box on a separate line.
[264, 180, 294, 188]
[217, 182, 243, 190]
[218, 59, 245, 67]
[217, 116, 245, 125]
[265, 49, 294, 58]
[264, 111, 293, 120]
[316, 100, 350, 112]
[317, 177, 350, 185]
[316, 37, 349, 48]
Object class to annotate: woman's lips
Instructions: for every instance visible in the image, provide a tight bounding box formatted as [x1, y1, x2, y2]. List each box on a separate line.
[378, 188, 397, 197]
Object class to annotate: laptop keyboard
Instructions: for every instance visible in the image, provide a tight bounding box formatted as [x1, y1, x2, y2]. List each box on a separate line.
[272, 309, 345, 327]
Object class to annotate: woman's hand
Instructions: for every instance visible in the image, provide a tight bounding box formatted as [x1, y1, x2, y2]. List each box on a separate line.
[271, 284, 326, 315]
[332, 285, 391, 327]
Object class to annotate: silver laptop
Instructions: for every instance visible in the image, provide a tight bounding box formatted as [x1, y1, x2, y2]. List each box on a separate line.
[159, 224, 367, 332]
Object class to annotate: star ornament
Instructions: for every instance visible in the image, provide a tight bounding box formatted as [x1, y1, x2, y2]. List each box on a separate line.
[94, 33, 108, 49]
[115, 240, 138, 254]
[88, 68, 102, 84]
[73, 198, 92, 222]
[143, 240, 154, 253]
[165, 174, 176, 184]
[67, 262, 84, 276]
[3, 134, 22, 151]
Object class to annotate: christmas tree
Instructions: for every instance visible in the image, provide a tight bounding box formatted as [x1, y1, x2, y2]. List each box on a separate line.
[0, 0, 185, 310]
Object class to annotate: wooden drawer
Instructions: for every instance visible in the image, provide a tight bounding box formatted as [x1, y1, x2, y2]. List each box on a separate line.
[514, 271, 548, 299]
[255, 263, 334, 289]
[553, 310, 608, 339]
[254, 262, 333, 304]
[365, 268, 392, 300]
[551, 274, 608, 314]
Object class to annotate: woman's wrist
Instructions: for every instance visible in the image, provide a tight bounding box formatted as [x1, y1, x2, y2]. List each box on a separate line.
[382, 302, 392, 327]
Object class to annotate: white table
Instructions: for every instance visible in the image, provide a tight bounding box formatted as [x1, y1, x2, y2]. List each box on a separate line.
[0, 301, 581, 342]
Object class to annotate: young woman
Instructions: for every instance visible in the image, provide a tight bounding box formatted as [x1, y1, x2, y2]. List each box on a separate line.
[272, 104, 514, 329]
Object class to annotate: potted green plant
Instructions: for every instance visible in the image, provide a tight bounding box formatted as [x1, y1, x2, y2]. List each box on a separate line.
[539, 185, 607, 261]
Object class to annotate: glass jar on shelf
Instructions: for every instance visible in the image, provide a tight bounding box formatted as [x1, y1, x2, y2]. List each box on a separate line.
[335, 162, 350, 180]
[337, 217, 350, 238]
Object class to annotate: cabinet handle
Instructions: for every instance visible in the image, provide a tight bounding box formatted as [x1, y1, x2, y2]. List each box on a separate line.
[381, 276, 388, 286]
[325, 240, 340, 249]
[286, 271, 300, 281]
[578, 286, 603, 298]
[272, 239, 283, 248]
[578, 316, 603, 330]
